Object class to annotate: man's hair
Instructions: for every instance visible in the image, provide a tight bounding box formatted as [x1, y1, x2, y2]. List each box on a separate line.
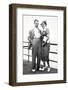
[34, 19, 39, 23]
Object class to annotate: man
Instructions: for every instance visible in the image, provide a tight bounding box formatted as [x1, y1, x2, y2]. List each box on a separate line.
[40, 21, 50, 72]
[28, 19, 42, 72]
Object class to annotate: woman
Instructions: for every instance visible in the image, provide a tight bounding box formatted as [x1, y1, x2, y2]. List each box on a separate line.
[40, 21, 50, 72]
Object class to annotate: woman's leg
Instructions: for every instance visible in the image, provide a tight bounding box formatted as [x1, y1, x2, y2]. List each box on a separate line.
[47, 57, 50, 72]
[39, 57, 46, 71]
[47, 58, 50, 67]
[41, 57, 45, 67]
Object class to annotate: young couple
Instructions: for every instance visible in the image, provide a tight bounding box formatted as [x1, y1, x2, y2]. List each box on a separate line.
[28, 19, 50, 72]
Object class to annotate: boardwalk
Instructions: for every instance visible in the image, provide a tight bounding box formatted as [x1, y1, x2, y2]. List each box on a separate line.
[23, 60, 57, 75]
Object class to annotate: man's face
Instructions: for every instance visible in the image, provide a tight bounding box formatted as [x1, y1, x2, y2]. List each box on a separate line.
[34, 20, 39, 27]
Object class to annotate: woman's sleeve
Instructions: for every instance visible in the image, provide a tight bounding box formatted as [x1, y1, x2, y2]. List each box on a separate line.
[46, 28, 50, 35]
[45, 28, 50, 42]
[46, 28, 50, 38]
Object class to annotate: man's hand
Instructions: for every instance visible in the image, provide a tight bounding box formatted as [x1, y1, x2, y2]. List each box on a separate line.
[28, 43, 32, 49]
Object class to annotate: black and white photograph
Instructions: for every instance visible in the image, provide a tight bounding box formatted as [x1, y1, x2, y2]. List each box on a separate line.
[23, 15, 58, 75]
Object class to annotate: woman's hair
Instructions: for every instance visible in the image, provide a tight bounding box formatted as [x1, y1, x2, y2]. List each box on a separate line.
[43, 21, 47, 25]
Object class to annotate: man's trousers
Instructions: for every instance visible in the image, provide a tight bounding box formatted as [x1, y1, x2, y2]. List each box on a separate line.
[32, 38, 42, 70]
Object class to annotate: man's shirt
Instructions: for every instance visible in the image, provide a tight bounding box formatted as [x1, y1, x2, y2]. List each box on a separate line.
[33, 27, 41, 38]
[28, 27, 41, 43]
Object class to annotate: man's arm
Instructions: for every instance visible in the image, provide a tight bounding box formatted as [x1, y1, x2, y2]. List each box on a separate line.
[28, 29, 35, 49]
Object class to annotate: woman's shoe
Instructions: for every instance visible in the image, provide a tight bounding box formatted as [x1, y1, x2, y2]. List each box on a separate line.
[32, 69, 36, 72]
[47, 67, 50, 72]
[39, 67, 45, 71]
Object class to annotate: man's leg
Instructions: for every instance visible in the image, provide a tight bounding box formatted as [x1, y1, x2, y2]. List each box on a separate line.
[32, 47, 36, 69]
[37, 55, 40, 71]
[32, 45, 38, 72]
[36, 44, 41, 71]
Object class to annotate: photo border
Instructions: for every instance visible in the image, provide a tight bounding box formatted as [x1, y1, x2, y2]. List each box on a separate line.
[9, 4, 66, 86]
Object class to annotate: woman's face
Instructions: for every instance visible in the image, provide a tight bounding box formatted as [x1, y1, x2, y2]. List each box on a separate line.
[41, 23, 46, 29]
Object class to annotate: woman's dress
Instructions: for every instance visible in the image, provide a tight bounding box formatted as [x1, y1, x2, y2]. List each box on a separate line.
[41, 28, 50, 61]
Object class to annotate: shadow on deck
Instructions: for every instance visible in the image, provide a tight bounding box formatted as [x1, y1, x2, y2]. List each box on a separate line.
[23, 60, 57, 75]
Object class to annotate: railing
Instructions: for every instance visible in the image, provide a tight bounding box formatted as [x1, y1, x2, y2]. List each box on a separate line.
[23, 41, 58, 63]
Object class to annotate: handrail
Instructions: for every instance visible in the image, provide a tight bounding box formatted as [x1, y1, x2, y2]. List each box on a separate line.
[23, 46, 57, 54]
[23, 41, 58, 63]
[23, 41, 58, 46]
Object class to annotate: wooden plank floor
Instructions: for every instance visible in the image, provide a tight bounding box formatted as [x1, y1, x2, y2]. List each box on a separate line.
[23, 60, 57, 75]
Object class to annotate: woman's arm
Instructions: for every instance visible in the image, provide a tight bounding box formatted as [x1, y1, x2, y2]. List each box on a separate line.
[43, 28, 50, 42]
[42, 28, 50, 46]
[46, 34, 49, 43]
